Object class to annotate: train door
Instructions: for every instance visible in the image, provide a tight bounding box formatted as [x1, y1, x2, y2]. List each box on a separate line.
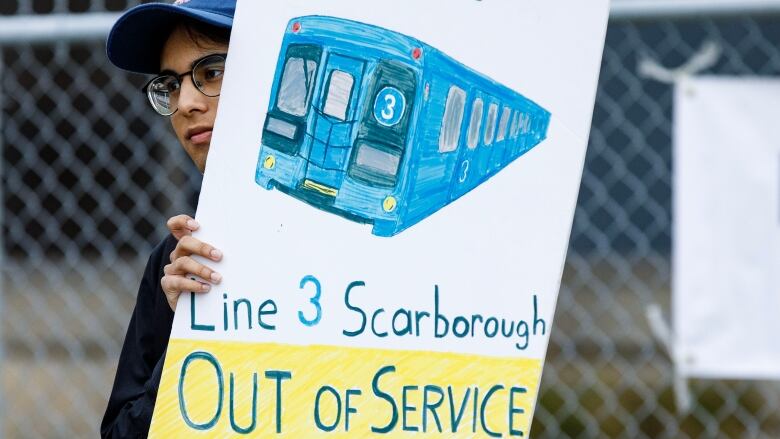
[473, 99, 499, 179]
[491, 105, 512, 171]
[449, 91, 485, 201]
[505, 110, 522, 161]
[303, 53, 366, 192]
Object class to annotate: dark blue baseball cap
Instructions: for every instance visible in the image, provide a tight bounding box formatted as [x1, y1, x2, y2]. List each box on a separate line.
[107, 0, 236, 74]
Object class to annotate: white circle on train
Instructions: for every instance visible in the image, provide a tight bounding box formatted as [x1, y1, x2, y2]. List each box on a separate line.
[373, 87, 406, 127]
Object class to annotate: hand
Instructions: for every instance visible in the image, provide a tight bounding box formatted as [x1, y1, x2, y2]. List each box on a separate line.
[161, 215, 223, 311]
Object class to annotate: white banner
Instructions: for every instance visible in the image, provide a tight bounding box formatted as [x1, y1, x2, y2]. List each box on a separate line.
[674, 76, 780, 380]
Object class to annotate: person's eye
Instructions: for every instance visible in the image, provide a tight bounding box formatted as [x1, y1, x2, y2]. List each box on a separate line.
[155, 76, 180, 93]
[204, 67, 224, 81]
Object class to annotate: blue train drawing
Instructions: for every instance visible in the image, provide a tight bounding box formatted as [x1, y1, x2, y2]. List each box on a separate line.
[255, 16, 551, 237]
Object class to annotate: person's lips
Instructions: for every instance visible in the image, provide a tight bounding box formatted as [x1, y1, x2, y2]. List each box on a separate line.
[187, 127, 213, 145]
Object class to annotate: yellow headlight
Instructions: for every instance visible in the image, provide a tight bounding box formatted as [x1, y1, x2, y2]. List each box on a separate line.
[383, 196, 397, 213]
[263, 155, 276, 170]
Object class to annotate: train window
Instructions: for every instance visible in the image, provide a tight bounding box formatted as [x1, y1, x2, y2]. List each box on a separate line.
[497, 106, 511, 142]
[439, 86, 466, 153]
[353, 143, 401, 187]
[522, 113, 531, 134]
[467, 98, 484, 149]
[484, 102, 498, 146]
[323, 70, 354, 121]
[515, 112, 525, 138]
[516, 113, 526, 137]
[510, 111, 520, 139]
[277, 57, 318, 117]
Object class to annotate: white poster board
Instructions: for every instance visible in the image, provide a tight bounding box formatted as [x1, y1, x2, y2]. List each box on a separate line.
[150, 0, 609, 436]
[674, 77, 780, 380]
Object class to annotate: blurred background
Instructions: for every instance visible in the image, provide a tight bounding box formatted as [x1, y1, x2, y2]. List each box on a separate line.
[0, 0, 779, 437]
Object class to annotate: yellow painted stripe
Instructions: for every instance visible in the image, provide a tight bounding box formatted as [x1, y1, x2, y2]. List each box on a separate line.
[303, 179, 339, 197]
[150, 339, 542, 437]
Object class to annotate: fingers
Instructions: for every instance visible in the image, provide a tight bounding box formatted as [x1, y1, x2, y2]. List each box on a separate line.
[161, 272, 212, 312]
[170, 235, 223, 263]
[161, 272, 212, 294]
[162, 217, 223, 312]
[165, 256, 223, 284]
[167, 215, 199, 240]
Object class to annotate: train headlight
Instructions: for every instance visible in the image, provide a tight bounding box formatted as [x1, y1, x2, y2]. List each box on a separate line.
[383, 196, 397, 213]
[263, 155, 276, 170]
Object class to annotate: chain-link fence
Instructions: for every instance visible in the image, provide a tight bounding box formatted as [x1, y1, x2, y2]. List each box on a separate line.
[1, 2, 199, 438]
[1, 1, 779, 438]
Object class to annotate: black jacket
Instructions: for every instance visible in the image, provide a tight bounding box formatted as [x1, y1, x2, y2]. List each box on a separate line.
[101, 235, 177, 438]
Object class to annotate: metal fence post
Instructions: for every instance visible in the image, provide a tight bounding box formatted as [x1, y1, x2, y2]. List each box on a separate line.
[0, 49, 6, 439]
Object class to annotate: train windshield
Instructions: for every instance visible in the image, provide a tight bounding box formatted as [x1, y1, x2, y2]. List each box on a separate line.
[275, 45, 322, 118]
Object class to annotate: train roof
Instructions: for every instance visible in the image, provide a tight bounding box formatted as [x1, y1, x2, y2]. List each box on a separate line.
[287, 16, 548, 113]
[288, 16, 427, 61]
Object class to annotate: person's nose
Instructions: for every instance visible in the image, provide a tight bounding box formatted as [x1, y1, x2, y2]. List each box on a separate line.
[177, 75, 208, 116]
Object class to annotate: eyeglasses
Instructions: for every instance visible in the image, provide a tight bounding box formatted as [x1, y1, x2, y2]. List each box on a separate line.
[143, 53, 227, 116]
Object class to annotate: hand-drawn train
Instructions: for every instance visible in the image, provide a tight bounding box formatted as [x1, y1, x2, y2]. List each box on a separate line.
[255, 16, 551, 237]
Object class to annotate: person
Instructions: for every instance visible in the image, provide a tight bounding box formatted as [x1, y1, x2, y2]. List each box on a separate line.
[100, 1, 236, 436]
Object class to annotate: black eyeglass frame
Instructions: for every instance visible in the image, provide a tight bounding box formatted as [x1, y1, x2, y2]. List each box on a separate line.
[142, 52, 228, 116]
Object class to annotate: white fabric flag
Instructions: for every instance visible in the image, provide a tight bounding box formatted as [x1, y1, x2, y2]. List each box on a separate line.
[674, 76, 780, 380]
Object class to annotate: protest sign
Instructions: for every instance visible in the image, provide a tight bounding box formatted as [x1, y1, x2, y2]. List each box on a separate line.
[150, 0, 609, 436]
[674, 77, 780, 380]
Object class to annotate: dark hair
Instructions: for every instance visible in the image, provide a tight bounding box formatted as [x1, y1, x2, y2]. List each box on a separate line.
[172, 16, 232, 49]
[154, 18, 231, 72]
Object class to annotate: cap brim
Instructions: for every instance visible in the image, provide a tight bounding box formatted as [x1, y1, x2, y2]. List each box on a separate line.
[107, 3, 232, 75]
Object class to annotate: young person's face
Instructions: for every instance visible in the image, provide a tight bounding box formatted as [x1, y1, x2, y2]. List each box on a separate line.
[160, 25, 229, 173]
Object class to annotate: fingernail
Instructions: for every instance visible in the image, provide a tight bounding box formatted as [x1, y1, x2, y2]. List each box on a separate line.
[211, 249, 223, 260]
[187, 219, 200, 229]
[211, 272, 222, 283]
[201, 283, 211, 292]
